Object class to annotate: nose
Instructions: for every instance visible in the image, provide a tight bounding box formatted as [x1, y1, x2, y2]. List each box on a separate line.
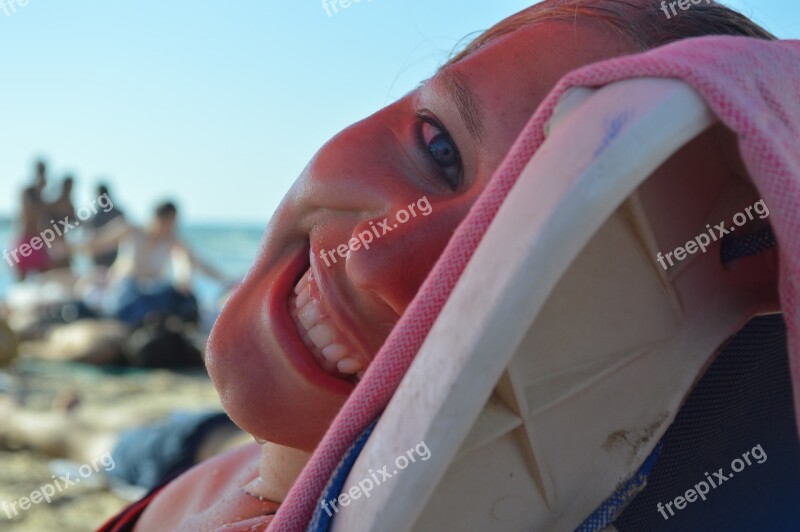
[297, 107, 414, 221]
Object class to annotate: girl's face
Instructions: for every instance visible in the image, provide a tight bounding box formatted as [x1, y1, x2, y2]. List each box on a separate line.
[207, 20, 633, 451]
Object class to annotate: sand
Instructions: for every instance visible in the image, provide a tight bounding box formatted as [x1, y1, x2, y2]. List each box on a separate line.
[0, 359, 224, 531]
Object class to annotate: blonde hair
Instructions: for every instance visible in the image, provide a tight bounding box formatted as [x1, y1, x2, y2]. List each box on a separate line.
[446, 0, 775, 66]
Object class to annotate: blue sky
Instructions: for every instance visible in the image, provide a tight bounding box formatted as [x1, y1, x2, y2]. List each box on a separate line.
[1, 0, 797, 224]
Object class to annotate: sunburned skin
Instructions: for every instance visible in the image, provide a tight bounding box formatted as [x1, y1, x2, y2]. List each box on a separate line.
[135, 19, 637, 531]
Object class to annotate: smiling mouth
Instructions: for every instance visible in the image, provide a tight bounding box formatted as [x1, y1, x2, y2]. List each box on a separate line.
[289, 266, 365, 384]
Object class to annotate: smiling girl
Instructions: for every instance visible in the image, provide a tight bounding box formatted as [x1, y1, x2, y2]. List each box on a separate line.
[98, 1, 776, 530]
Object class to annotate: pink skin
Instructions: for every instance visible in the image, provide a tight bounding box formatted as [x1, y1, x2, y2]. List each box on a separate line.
[205, 19, 633, 452]
[138, 19, 637, 531]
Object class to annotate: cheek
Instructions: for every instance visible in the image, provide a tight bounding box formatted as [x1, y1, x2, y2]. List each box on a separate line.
[345, 204, 468, 313]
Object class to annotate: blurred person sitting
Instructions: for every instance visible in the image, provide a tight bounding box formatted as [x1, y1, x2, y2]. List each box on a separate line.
[90, 200, 230, 327]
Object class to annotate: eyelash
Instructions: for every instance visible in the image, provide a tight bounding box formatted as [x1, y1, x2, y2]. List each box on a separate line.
[415, 112, 463, 191]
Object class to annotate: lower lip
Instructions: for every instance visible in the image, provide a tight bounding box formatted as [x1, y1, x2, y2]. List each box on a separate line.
[268, 247, 355, 395]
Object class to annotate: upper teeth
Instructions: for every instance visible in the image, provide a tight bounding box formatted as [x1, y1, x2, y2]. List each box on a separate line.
[291, 269, 364, 380]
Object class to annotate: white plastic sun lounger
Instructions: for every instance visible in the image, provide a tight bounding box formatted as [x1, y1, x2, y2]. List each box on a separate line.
[330, 78, 787, 531]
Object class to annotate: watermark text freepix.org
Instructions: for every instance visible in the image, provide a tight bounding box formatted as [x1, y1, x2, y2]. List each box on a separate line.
[319, 196, 432, 268]
[2, 451, 116, 519]
[320, 440, 431, 516]
[322, 0, 373, 17]
[661, 0, 711, 20]
[656, 199, 769, 271]
[0, 0, 31, 17]
[656, 443, 767, 520]
[3, 192, 114, 268]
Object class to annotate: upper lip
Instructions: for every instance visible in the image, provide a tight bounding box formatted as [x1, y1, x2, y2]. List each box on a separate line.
[307, 244, 373, 370]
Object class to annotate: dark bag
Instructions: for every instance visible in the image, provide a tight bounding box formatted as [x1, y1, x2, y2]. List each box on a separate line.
[125, 317, 203, 368]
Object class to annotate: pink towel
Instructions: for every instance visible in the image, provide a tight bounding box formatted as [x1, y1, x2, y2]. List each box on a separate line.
[270, 36, 800, 531]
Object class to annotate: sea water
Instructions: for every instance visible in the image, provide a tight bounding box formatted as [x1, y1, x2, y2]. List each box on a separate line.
[0, 219, 264, 319]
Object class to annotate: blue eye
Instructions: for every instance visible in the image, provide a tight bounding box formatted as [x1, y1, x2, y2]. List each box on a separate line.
[419, 116, 463, 190]
[427, 129, 459, 167]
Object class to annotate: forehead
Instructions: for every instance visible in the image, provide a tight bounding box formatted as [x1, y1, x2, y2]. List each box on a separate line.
[421, 17, 635, 108]
[425, 19, 634, 95]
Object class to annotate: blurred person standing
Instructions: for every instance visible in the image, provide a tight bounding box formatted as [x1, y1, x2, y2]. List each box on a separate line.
[43, 175, 77, 271]
[9, 160, 50, 280]
[87, 183, 125, 268]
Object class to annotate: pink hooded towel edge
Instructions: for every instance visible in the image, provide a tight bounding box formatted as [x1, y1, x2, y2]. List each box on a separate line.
[270, 35, 800, 531]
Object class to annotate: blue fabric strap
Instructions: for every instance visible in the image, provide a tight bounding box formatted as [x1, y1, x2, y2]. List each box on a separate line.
[307, 419, 379, 532]
[575, 444, 663, 531]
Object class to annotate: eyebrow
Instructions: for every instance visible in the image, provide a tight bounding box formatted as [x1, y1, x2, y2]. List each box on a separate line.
[432, 67, 486, 143]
